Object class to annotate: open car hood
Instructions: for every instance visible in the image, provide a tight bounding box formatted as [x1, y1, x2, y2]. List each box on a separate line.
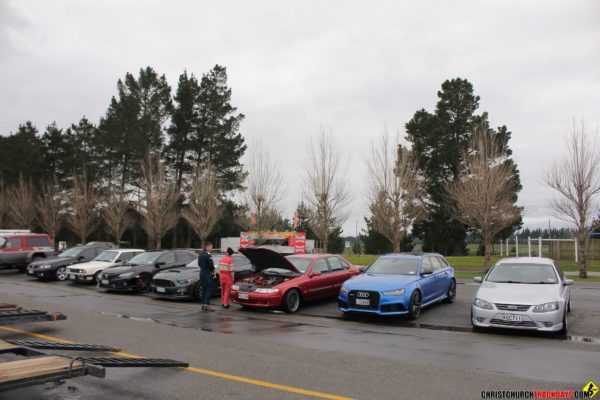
[239, 247, 300, 274]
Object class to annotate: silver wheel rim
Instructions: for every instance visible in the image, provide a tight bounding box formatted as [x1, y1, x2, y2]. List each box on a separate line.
[449, 281, 456, 301]
[56, 267, 67, 281]
[287, 291, 300, 311]
[412, 293, 421, 316]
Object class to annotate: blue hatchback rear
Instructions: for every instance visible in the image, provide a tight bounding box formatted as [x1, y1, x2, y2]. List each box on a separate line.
[338, 253, 456, 319]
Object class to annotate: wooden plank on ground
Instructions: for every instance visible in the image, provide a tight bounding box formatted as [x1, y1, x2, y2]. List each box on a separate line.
[0, 356, 82, 383]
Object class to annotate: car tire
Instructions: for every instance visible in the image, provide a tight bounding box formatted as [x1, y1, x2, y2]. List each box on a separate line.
[93, 271, 102, 284]
[282, 289, 301, 313]
[55, 267, 68, 281]
[137, 274, 151, 293]
[567, 298, 571, 313]
[559, 311, 568, 335]
[443, 279, 457, 304]
[194, 283, 203, 300]
[407, 290, 422, 320]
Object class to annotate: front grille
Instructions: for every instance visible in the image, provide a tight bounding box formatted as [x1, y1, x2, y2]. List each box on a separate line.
[348, 290, 380, 310]
[495, 303, 531, 312]
[490, 318, 537, 328]
[153, 279, 174, 288]
[380, 303, 405, 313]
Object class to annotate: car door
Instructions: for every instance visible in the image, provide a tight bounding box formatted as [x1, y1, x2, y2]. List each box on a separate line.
[326, 256, 351, 296]
[3, 237, 23, 264]
[418, 257, 437, 304]
[429, 256, 446, 298]
[436, 256, 453, 296]
[303, 259, 333, 300]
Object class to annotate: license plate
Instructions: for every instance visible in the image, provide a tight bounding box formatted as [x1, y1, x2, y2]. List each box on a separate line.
[356, 299, 370, 306]
[502, 314, 522, 322]
[157, 287, 166, 293]
[69, 274, 75, 279]
[238, 293, 249, 300]
[102, 279, 109, 285]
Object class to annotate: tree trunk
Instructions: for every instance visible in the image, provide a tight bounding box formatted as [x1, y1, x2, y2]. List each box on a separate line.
[483, 240, 492, 270]
[578, 232, 587, 278]
[155, 237, 162, 250]
[186, 225, 193, 248]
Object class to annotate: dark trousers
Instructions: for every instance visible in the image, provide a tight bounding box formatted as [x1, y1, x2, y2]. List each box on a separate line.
[200, 272, 213, 305]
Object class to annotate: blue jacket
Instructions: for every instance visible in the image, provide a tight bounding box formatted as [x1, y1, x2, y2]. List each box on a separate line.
[198, 250, 215, 276]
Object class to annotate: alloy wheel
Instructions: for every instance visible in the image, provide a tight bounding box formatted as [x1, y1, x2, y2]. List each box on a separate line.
[56, 267, 68, 281]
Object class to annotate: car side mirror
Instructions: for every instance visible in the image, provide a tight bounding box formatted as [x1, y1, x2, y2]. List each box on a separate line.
[78, 256, 85, 261]
[155, 261, 165, 268]
[358, 266, 367, 273]
[564, 279, 574, 286]
[310, 271, 322, 278]
[473, 277, 482, 283]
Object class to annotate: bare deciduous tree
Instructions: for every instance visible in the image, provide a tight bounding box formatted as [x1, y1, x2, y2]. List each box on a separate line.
[0, 185, 7, 228]
[545, 121, 600, 278]
[139, 153, 179, 249]
[182, 163, 223, 246]
[303, 130, 351, 252]
[8, 175, 37, 230]
[367, 132, 424, 252]
[239, 141, 285, 243]
[37, 178, 66, 243]
[67, 172, 99, 244]
[447, 125, 522, 268]
[103, 186, 133, 244]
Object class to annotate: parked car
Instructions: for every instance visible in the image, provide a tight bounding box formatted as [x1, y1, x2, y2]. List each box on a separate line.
[27, 244, 108, 281]
[96, 250, 197, 293]
[338, 253, 456, 319]
[471, 257, 572, 333]
[230, 248, 360, 313]
[66, 249, 145, 284]
[0, 232, 54, 271]
[151, 253, 253, 300]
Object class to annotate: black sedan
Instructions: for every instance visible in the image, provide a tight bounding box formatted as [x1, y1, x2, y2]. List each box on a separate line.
[27, 245, 108, 281]
[96, 250, 197, 293]
[151, 253, 253, 300]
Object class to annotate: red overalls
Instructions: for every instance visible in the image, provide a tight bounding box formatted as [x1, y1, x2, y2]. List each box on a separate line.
[219, 255, 234, 306]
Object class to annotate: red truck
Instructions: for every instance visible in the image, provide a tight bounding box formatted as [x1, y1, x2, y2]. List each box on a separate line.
[0, 230, 55, 271]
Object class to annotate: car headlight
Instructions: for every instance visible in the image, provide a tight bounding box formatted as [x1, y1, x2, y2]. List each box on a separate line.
[382, 288, 406, 296]
[473, 298, 493, 310]
[339, 286, 349, 295]
[254, 288, 279, 294]
[533, 301, 559, 313]
[231, 284, 240, 291]
[177, 278, 196, 285]
[119, 272, 135, 278]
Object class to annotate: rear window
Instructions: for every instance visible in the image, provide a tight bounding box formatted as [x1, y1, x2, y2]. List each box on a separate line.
[26, 236, 50, 247]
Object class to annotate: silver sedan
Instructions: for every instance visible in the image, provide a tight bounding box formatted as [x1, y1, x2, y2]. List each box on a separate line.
[471, 257, 573, 333]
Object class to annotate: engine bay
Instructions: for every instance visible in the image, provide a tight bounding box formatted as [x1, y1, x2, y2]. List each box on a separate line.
[240, 268, 300, 288]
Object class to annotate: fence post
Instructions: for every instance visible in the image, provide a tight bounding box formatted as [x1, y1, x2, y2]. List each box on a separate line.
[538, 237, 542, 257]
[528, 237, 531, 257]
[515, 236, 519, 257]
[574, 240, 578, 263]
[505, 239, 509, 256]
[500, 240, 503, 256]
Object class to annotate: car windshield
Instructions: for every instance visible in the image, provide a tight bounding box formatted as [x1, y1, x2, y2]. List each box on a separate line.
[0, 237, 6, 248]
[486, 263, 558, 284]
[366, 258, 420, 275]
[94, 250, 118, 262]
[286, 257, 313, 273]
[129, 252, 161, 264]
[59, 247, 84, 257]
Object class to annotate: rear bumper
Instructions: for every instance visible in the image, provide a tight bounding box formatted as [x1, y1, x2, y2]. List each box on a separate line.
[230, 290, 282, 308]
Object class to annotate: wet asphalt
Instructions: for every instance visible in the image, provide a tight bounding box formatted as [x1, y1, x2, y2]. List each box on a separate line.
[0, 268, 599, 400]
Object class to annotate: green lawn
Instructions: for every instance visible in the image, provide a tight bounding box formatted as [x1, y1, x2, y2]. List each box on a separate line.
[345, 254, 600, 281]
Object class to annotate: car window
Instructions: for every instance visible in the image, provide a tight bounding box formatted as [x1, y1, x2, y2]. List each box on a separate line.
[420, 258, 433, 274]
[312, 259, 330, 274]
[6, 238, 22, 249]
[81, 248, 96, 260]
[119, 252, 136, 262]
[339, 258, 350, 269]
[429, 257, 442, 271]
[26, 236, 50, 247]
[233, 255, 251, 269]
[327, 257, 344, 272]
[158, 252, 176, 264]
[437, 256, 449, 267]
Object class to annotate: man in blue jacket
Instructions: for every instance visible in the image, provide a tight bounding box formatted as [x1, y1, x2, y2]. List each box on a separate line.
[198, 242, 215, 311]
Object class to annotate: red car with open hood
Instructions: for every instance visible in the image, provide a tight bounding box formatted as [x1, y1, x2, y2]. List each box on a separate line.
[230, 247, 360, 313]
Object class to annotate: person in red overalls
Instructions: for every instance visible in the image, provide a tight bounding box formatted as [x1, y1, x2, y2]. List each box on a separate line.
[219, 247, 235, 309]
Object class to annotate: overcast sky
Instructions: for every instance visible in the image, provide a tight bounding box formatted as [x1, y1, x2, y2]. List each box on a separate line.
[1, 0, 599, 236]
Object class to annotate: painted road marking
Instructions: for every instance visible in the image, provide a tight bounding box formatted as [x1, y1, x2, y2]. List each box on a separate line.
[0, 325, 353, 400]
